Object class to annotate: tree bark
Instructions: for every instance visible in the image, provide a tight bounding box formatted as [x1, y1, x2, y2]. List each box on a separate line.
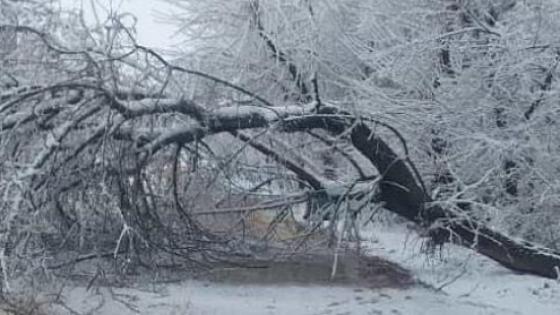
[130, 103, 560, 279]
[316, 109, 560, 279]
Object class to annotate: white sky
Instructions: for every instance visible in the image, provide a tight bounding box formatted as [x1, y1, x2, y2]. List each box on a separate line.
[57, 0, 179, 50]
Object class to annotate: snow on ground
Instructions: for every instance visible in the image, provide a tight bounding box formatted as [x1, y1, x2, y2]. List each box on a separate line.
[57, 281, 507, 315]
[364, 225, 560, 315]
[48, 225, 560, 315]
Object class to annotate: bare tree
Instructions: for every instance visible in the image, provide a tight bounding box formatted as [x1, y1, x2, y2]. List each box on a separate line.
[2, 1, 560, 294]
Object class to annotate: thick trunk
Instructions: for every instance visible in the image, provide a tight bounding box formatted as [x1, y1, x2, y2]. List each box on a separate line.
[449, 222, 560, 278]
[332, 112, 560, 279]
[131, 103, 560, 279]
[277, 107, 560, 279]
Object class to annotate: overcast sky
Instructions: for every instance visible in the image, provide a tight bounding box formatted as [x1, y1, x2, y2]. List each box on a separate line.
[58, 0, 178, 50]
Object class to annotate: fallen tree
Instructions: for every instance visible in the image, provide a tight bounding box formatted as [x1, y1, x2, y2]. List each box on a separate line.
[3, 73, 560, 280]
[121, 98, 560, 279]
[2, 18, 560, 288]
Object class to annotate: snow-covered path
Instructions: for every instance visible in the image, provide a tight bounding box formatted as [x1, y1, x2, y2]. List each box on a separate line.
[58, 281, 511, 315]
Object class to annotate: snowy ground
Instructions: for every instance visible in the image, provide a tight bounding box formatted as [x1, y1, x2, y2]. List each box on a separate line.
[45, 226, 560, 315]
[364, 226, 560, 315]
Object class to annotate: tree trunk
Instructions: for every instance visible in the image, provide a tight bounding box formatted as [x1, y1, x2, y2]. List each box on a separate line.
[336, 112, 560, 279]
[129, 101, 560, 279]
[277, 107, 560, 279]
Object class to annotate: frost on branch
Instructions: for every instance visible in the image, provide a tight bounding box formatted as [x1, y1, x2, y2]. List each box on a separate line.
[3, 1, 560, 291]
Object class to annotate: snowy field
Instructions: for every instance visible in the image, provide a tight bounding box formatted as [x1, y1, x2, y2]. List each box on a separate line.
[42, 226, 560, 315]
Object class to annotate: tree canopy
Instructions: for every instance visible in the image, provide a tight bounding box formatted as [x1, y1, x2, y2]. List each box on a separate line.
[2, 0, 560, 290]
